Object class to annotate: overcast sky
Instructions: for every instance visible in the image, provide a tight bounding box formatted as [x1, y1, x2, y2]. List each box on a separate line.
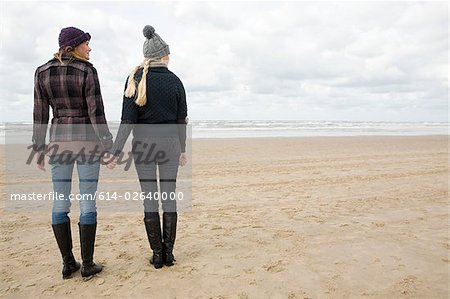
[0, 1, 447, 122]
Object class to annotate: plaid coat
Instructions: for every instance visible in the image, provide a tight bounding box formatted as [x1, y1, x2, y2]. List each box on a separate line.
[33, 56, 113, 151]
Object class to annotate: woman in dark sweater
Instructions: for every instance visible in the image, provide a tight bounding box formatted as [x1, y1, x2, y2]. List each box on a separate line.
[110, 25, 188, 269]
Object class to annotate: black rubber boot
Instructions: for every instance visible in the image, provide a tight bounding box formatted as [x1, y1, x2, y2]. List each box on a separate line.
[162, 212, 177, 267]
[144, 213, 163, 269]
[52, 220, 81, 279]
[78, 223, 103, 278]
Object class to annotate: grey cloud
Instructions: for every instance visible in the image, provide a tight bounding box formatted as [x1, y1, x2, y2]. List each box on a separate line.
[0, 1, 447, 122]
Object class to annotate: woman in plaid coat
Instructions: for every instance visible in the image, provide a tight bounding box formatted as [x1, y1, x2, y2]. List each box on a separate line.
[33, 26, 112, 279]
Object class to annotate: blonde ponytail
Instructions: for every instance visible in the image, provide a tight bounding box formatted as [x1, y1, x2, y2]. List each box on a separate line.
[124, 65, 141, 98]
[124, 57, 167, 106]
[135, 59, 150, 106]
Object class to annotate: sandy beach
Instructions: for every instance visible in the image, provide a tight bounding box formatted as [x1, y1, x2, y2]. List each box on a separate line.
[0, 135, 448, 298]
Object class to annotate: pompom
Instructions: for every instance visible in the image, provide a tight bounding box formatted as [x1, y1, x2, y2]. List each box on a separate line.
[143, 25, 155, 39]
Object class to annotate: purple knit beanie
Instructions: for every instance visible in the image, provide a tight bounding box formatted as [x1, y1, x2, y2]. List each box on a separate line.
[58, 27, 91, 49]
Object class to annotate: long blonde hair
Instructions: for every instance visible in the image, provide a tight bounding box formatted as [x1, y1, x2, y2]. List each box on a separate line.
[124, 57, 167, 106]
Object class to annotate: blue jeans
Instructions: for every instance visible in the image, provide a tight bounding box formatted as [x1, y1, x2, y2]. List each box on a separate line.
[49, 154, 100, 225]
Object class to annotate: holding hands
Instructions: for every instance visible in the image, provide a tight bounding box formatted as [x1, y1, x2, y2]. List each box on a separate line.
[101, 152, 118, 169]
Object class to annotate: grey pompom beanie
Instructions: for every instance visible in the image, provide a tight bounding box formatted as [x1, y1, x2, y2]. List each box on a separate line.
[142, 25, 170, 59]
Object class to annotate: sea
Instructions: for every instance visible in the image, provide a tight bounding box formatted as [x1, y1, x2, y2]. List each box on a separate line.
[0, 120, 448, 143]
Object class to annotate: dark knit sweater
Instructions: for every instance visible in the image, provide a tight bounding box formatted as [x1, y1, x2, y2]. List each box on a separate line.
[112, 66, 188, 155]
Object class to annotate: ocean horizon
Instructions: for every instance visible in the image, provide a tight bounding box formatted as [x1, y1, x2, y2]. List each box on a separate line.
[0, 120, 448, 143]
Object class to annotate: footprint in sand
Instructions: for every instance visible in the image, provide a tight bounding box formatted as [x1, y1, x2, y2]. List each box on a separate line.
[249, 279, 257, 286]
[282, 208, 303, 220]
[104, 225, 114, 231]
[397, 275, 419, 295]
[95, 278, 105, 286]
[238, 292, 249, 299]
[263, 260, 285, 273]
[186, 250, 201, 258]
[116, 251, 132, 260]
[175, 265, 198, 277]
[304, 215, 325, 224]
[4, 284, 21, 294]
[211, 225, 223, 230]
[274, 230, 295, 238]
[41, 285, 56, 295]
[371, 222, 385, 228]
[243, 268, 254, 274]
[120, 234, 140, 243]
[255, 238, 269, 245]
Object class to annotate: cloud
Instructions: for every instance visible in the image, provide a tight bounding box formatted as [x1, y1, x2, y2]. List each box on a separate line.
[0, 1, 447, 122]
